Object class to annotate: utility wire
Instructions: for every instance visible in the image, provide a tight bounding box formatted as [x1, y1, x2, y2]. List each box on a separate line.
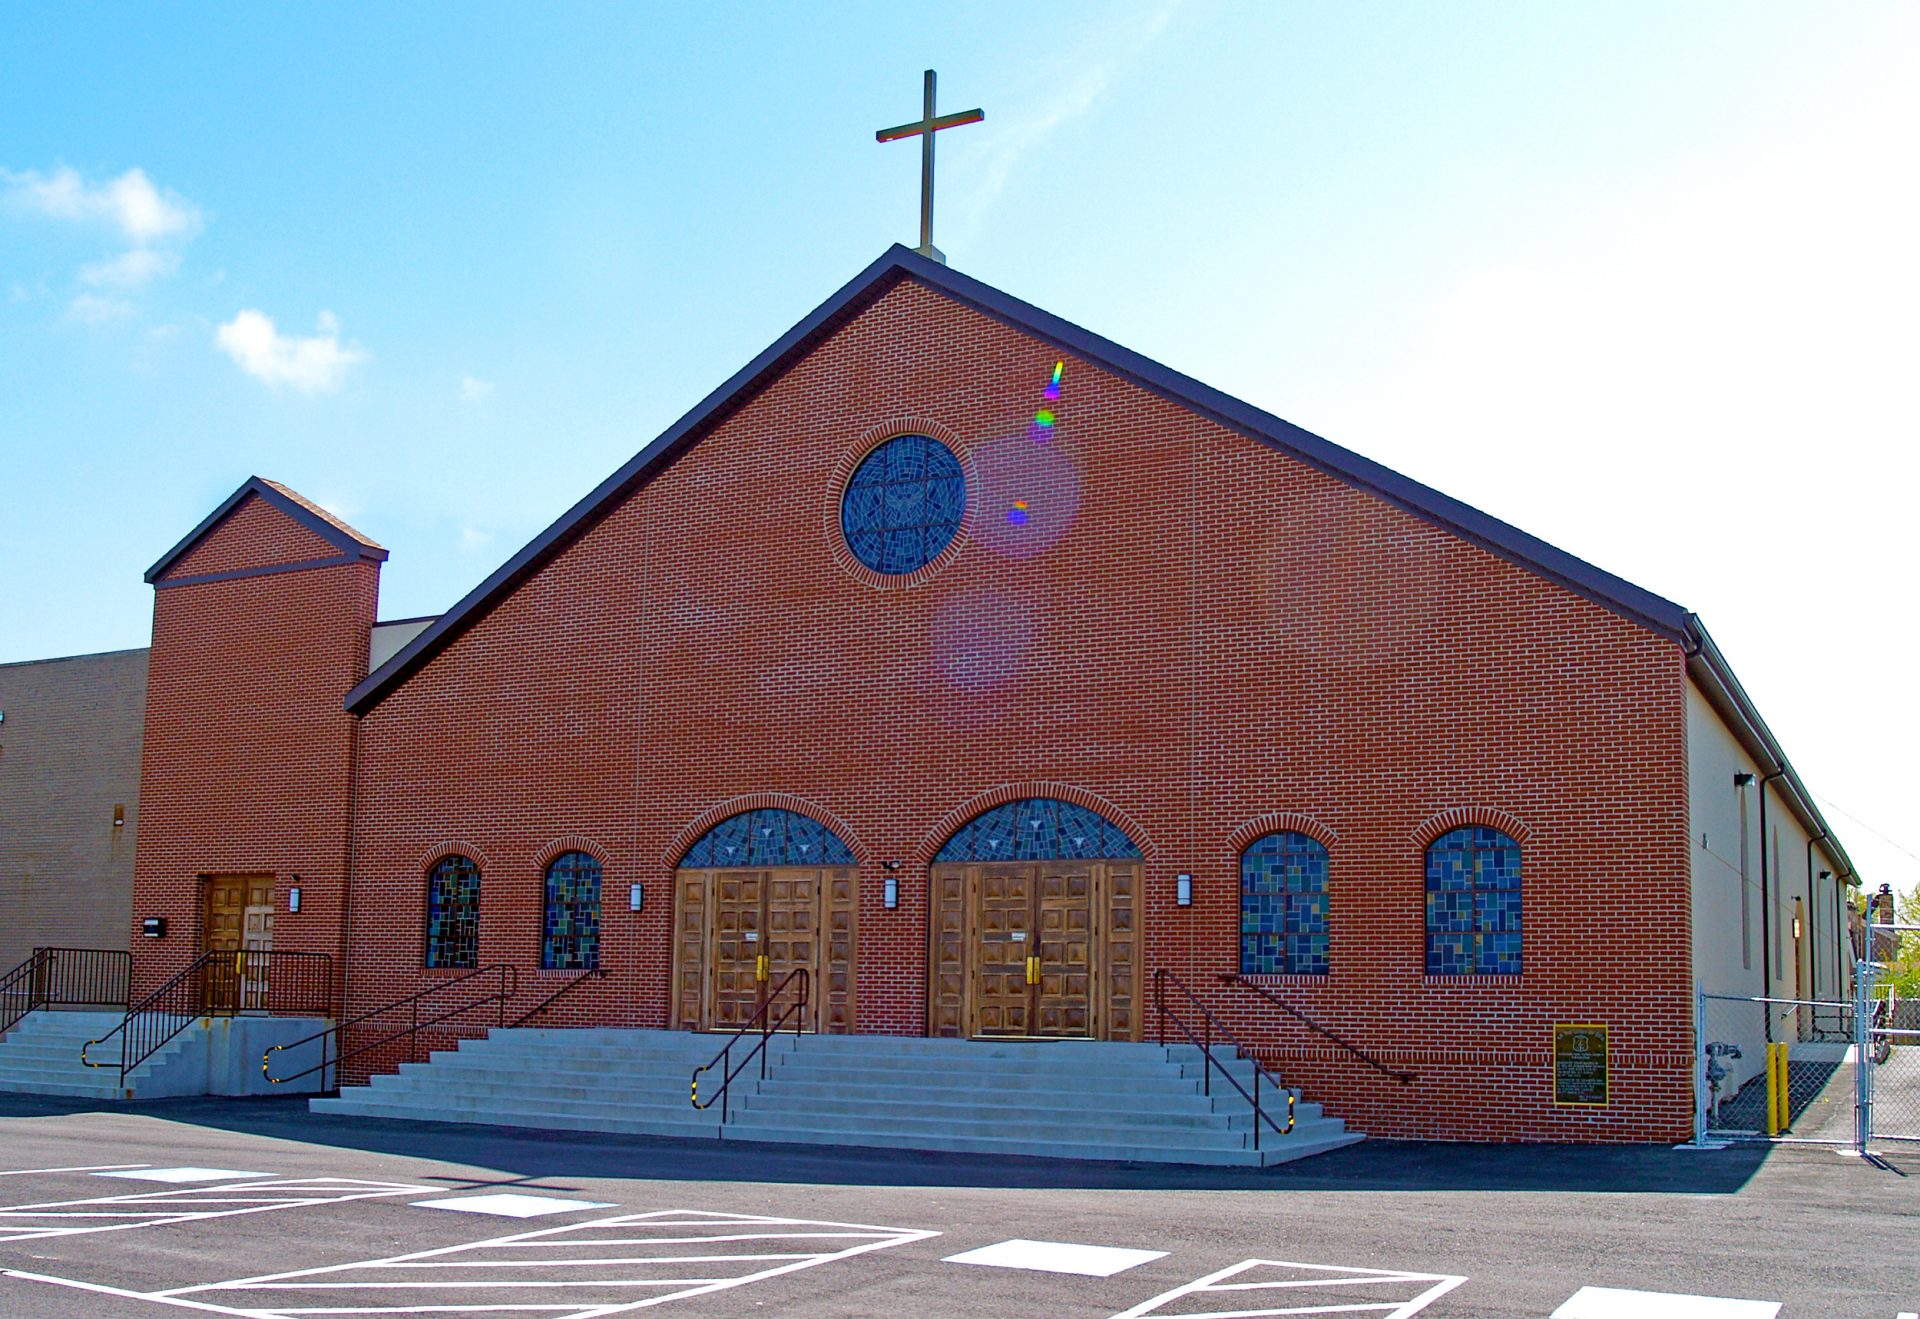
[1812, 793, 1920, 867]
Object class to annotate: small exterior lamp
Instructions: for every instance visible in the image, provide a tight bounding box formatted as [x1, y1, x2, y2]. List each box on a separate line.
[1176, 873, 1194, 907]
[629, 882, 645, 912]
[1733, 772, 1754, 787]
[288, 887, 302, 913]
[883, 860, 901, 909]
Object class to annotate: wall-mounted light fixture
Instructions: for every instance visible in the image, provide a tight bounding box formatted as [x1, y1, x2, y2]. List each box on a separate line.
[112, 803, 126, 828]
[288, 887, 302, 913]
[141, 916, 166, 938]
[884, 877, 900, 909]
[629, 882, 645, 912]
[1733, 772, 1755, 787]
[1819, 870, 1833, 881]
[1176, 873, 1193, 907]
[1792, 908, 1803, 940]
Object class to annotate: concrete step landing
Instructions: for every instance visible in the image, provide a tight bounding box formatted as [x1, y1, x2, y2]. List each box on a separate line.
[312, 1029, 1363, 1167]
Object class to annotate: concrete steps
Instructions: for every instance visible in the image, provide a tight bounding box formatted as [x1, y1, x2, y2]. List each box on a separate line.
[312, 1029, 1363, 1167]
[0, 1010, 195, 1099]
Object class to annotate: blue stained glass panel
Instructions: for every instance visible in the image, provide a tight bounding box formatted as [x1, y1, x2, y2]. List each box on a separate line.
[933, 798, 1141, 863]
[1423, 826, 1522, 975]
[542, 851, 601, 970]
[680, 809, 856, 868]
[425, 856, 480, 969]
[1239, 831, 1329, 975]
[841, 434, 965, 575]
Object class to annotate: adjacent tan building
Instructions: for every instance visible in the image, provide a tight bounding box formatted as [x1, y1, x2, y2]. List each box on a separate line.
[0, 648, 148, 972]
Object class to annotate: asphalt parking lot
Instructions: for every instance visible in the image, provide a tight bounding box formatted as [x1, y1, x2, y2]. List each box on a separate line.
[0, 1092, 1913, 1318]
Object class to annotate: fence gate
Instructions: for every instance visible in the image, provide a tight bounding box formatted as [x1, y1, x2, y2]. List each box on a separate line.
[1698, 992, 1855, 1145]
[1863, 920, 1920, 1147]
[1697, 918, 1919, 1154]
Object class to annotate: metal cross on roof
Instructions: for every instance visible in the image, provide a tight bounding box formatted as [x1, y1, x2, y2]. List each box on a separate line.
[876, 69, 983, 265]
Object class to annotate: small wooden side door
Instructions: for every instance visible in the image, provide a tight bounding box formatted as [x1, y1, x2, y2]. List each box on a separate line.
[203, 876, 273, 1012]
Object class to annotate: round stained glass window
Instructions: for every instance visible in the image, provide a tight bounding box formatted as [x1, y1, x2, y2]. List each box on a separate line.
[840, 434, 965, 575]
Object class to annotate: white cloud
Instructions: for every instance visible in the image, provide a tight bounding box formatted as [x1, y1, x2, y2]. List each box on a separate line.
[78, 248, 178, 289]
[65, 293, 135, 325]
[215, 309, 368, 393]
[3, 165, 200, 243]
[459, 526, 493, 552]
[458, 373, 494, 402]
[4, 165, 201, 318]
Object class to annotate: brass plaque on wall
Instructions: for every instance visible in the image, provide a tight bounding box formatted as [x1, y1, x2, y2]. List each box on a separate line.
[1554, 1024, 1608, 1107]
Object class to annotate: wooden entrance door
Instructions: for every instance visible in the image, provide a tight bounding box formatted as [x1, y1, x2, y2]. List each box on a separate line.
[930, 860, 1140, 1041]
[203, 875, 274, 1012]
[671, 867, 857, 1032]
[963, 863, 1093, 1038]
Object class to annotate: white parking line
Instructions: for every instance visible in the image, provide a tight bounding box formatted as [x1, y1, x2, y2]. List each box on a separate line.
[1112, 1258, 1468, 1319]
[6, 1207, 937, 1317]
[411, 1194, 618, 1219]
[96, 1167, 268, 1184]
[945, 1239, 1167, 1277]
[0, 1164, 149, 1177]
[0, 1177, 431, 1244]
[1553, 1286, 1781, 1318]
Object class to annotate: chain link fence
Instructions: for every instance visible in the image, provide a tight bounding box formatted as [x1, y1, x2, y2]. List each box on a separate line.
[1700, 993, 1855, 1143]
[1866, 968, 1920, 1145]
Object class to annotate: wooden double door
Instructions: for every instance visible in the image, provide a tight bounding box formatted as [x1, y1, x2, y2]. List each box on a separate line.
[671, 867, 857, 1033]
[202, 875, 274, 1012]
[930, 860, 1142, 1040]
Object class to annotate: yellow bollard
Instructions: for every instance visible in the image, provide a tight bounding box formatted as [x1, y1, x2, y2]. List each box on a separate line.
[1763, 1042, 1790, 1136]
[1774, 1041, 1791, 1133]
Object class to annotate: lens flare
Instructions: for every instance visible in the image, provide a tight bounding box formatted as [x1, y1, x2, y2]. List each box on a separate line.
[1045, 361, 1063, 400]
[1033, 408, 1054, 428]
[1007, 499, 1029, 525]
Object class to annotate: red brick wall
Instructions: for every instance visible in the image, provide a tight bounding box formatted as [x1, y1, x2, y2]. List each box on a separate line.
[339, 278, 1692, 1141]
[130, 493, 377, 1005]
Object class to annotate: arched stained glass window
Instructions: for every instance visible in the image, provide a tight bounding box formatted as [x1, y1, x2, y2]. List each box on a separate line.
[841, 434, 965, 575]
[680, 809, 855, 868]
[542, 851, 601, 970]
[934, 797, 1141, 863]
[425, 856, 480, 969]
[1240, 832, 1329, 976]
[1425, 826, 1522, 975]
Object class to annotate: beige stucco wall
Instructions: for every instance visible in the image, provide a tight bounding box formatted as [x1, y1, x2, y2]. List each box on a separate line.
[0, 648, 147, 974]
[1688, 680, 1852, 1098]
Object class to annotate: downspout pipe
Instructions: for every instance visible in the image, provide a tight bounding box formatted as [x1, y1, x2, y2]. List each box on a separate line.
[1805, 833, 1828, 998]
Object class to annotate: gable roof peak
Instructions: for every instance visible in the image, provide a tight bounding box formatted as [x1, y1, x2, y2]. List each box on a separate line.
[145, 475, 388, 584]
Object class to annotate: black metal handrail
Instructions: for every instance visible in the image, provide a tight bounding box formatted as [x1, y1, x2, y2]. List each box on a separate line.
[508, 968, 604, 1028]
[1155, 968, 1295, 1150]
[264, 963, 517, 1087]
[2, 948, 132, 1037]
[691, 968, 810, 1125]
[1219, 973, 1417, 1085]
[83, 949, 333, 1084]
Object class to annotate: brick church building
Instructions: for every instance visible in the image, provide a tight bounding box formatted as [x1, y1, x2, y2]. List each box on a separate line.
[116, 245, 1858, 1143]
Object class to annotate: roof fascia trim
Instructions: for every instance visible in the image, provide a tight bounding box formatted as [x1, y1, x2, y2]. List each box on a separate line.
[348, 243, 1693, 714]
[345, 247, 917, 713]
[146, 476, 390, 584]
[900, 254, 1692, 643]
[1685, 614, 1856, 879]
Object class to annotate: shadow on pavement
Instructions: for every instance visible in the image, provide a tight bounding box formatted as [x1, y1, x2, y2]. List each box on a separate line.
[0, 1091, 1777, 1195]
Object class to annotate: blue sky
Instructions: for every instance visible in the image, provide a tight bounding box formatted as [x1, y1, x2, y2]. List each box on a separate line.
[3, 2, 1915, 888]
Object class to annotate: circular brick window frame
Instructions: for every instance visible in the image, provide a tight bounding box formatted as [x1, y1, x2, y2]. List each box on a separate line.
[824, 417, 975, 591]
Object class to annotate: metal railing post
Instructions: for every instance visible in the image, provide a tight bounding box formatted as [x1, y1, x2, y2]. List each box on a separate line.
[1854, 957, 1871, 1156]
[1693, 989, 1709, 1145]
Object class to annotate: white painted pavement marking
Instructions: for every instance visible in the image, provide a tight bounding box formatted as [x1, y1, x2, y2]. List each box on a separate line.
[1553, 1286, 1781, 1319]
[97, 1167, 270, 1183]
[1111, 1258, 1469, 1319]
[0, 1177, 432, 1243]
[944, 1238, 1167, 1277]
[1, 1208, 938, 1317]
[0, 1163, 149, 1177]
[411, 1194, 618, 1219]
